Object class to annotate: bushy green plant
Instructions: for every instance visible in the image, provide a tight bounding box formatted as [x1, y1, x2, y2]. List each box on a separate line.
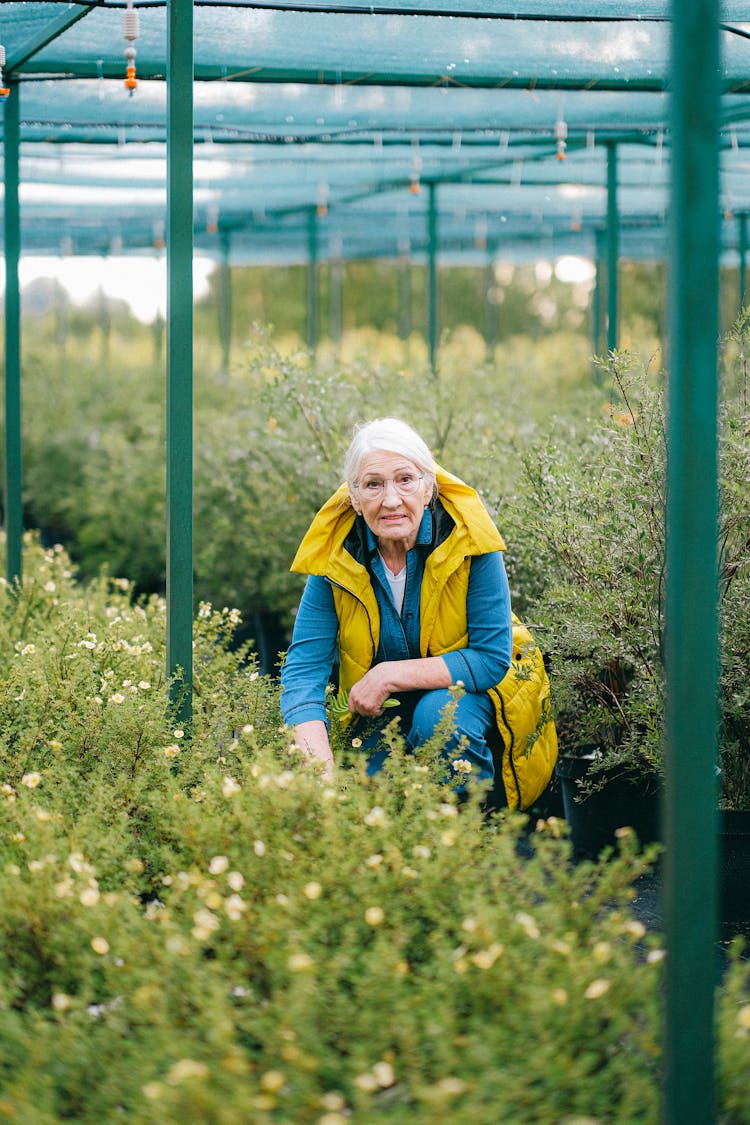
[19, 322, 600, 646]
[0, 534, 749, 1123]
[501, 344, 750, 808]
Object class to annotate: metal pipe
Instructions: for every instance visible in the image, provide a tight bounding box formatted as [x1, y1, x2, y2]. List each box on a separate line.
[166, 0, 194, 724]
[664, 3, 720, 1120]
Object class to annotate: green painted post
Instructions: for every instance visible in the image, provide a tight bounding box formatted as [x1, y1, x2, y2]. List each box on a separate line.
[427, 182, 438, 375]
[484, 251, 497, 352]
[606, 143, 619, 353]
[166, 0, 194, 724]
[738, 213, 747, 315]
[664, 3, 720, 1122]
[593, 228, 604, 358]
[306, 208, 319, 351]
[398, 242, 412, 340]
[3, 82, 22, 586]
[218, 228, 232, 374]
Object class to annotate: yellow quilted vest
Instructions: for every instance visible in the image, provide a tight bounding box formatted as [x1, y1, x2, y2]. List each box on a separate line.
[291, 468, 558, 809]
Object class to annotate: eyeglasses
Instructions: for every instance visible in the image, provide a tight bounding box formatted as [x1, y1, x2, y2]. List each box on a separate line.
[353, 472, 424, 500]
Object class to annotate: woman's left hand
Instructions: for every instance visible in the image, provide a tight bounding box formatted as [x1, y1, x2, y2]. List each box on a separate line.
[348, 665, 395, 717]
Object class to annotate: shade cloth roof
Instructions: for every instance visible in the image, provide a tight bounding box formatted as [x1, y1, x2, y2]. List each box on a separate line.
[2, 2, 750, 263]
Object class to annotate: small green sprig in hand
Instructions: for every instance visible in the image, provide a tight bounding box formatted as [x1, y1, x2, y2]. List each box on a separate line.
[329, 687, 400, 722]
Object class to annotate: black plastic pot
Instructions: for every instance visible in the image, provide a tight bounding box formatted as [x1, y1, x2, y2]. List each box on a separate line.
[555, 754, 661, 859]
[720, 810, 750, 927]
[556, 755, 750, 930]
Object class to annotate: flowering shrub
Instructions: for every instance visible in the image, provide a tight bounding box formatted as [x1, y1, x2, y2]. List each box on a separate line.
[0, 536, 748, 1122]
[501, 346, 750, 809]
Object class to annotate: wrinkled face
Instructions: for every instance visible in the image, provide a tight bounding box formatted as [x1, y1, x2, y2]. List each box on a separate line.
[350, 450, 431, 553]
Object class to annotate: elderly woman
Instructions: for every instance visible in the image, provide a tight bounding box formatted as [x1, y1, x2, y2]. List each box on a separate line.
[280, 417, 556, 808]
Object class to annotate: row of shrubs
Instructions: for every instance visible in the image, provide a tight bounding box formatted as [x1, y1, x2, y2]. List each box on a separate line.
[18, 316, 750, 807]
[1, 536, 749, 1122]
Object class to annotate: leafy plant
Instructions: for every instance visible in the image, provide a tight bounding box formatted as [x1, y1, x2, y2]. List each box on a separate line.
[501, 341, 750, 808]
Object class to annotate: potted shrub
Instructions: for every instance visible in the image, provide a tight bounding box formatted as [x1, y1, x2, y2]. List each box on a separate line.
[500, 341, 750, 918]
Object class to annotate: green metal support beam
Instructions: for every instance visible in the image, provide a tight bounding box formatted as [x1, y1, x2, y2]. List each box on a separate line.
[427, 181, 438, 374]
[166, 0, 194, 723]
[218, 228, 233, 373]
[738, 212, 747, 314]
[306, 208, 320, 351]
[3, 82, 22, 586]
[606, 142, 619, 352]
[592, 227, 604, 361]
[664, 3, 720, 1122]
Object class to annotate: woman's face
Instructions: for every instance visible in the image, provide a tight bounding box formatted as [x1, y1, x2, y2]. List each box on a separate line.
[350, 450, 430, 554]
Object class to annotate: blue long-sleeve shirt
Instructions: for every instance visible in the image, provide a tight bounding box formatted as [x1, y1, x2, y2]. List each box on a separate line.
[281, 507, 512, 728]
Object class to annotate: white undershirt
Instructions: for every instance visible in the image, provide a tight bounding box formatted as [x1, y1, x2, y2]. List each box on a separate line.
[379, 555, 406, 615]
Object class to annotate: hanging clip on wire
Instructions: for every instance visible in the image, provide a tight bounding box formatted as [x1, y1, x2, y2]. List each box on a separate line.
[123, 0, 139, 95]
[0, 45, 10, 101]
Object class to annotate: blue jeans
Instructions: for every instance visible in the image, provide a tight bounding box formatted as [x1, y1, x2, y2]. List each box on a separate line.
[353, 688, 496, 784]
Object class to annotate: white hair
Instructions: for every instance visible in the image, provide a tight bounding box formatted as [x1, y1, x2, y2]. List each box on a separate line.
[343, 417, 437, 497]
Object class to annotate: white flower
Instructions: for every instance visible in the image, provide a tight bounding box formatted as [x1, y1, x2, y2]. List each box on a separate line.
[221, 776, 241, 798]
[253, 839, 266, 857]
[77, 634, 97, 649]
[80, 886, 100, 907]
[20, 644, 36, 656]
[198, 602, 212, 619]
[109, 692, 125, 705]
[224, 894, 247, 920]
[208, 855, 229, 875]
[364, 905, 385, 926]
[91, 936, 110, 955]
[138, 680, 151, 690]
[21, 772, 41, 789]
[303, 881, 322, 900]
[227, 870, 244, 891]
[584, 978, 611, 1000]
[452, 758, 473, 775]
[364, 806, 386, 827]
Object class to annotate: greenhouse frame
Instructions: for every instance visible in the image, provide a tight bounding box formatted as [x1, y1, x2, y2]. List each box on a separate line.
[0, 3, 738, 1119]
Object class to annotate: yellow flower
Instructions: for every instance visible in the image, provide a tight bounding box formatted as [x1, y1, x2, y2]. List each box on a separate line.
[288, 952, 314, 972]
[166, 1059, 209, 1084]
[304, 881, 323, 900]
[259, 1070, 285, 1093]
[364, 905, 385, 926]
[221, 776, 241, 797]
[584, 978, 611, 1000]
[372, 1061, 395, 1088]
[91, 936, 110, 955]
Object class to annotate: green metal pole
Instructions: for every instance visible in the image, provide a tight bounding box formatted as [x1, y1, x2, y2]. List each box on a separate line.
[166, 0, 194, 724]
[398, 242, 412, 340]
[427, 182, 438, 374]
[593, 228, 604, 358]
[3, 81, 22, 586]
[218, 228, 232, 374]
[606, 143, 619, 353]
[484, 250, 497, 352]
[664, 3, 720, 1122]
[306, 209, 319, 351]
[738, 213, 747, 315]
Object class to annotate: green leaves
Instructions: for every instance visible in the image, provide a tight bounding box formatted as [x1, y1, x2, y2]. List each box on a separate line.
[329, 687, 400, 723]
